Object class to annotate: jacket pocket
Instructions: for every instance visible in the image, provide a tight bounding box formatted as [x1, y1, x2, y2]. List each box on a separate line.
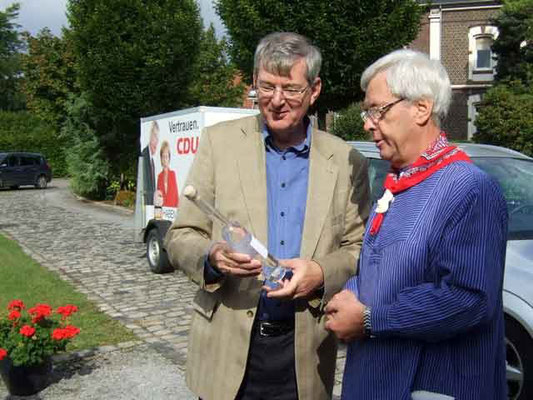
[192, 290, 219, 321]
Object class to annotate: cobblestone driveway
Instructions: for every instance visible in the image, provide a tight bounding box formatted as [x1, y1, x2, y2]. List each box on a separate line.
[0, 181, 346, 397]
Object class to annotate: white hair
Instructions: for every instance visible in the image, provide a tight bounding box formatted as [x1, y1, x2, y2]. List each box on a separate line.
[361, 49, 452, 126]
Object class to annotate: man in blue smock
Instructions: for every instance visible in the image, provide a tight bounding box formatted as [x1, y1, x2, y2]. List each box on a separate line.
[325, 49, 507, 400]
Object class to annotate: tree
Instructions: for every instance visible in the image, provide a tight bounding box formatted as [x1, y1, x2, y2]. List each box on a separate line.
[473, 0, 533, 156]
[21, 28, 77, 129]
[492, 0, 533, 84]
[67, 0, 203, 174]
[216, 0, 423, 116]
[0, 3, 25, 110]
[189, 25, 245, 107]
[61, 93, 110, 198]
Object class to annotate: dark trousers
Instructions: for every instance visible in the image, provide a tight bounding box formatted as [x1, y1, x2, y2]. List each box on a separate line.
[236, 323, 298, 400]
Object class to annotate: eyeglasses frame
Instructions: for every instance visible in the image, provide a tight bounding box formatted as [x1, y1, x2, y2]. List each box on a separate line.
[255, 83, 310, 100]
[360, 98, 405, 123]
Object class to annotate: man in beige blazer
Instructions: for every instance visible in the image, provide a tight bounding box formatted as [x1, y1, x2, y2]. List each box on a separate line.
[164, 32, 369, 400]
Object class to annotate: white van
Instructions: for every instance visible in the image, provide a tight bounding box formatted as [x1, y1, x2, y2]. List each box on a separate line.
[135, 106, 259, 273]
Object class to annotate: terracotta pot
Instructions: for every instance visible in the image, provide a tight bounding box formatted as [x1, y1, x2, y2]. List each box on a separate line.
[0, 357, 52, 396]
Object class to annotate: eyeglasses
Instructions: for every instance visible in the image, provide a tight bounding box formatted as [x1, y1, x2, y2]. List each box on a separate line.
[360, 98, 404, 123]
[256, 84, 310, 100]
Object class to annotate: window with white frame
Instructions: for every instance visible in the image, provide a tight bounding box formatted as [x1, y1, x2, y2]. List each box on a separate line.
[468, 26, 499, 82]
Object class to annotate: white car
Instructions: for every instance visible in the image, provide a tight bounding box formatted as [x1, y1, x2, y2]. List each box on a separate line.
[350, 141, 533, 400]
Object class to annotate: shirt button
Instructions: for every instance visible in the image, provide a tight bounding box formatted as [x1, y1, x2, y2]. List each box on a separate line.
[280, 211, 285, 217]
[280, 240, 285, 245]
[247, 310, 254, 318]
[281, 182, 286, 188]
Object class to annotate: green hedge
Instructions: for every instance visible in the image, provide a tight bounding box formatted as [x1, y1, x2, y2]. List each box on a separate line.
[0, 111, 67, 176]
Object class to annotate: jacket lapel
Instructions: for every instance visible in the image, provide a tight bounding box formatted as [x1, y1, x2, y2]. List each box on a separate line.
[236, 117, 269, 245]
[300, 128, 338, 258]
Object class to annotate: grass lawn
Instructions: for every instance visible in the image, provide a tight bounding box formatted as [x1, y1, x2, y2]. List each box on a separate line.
[0, 233, 137, 351]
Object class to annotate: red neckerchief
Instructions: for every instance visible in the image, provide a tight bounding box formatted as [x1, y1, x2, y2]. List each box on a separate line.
[370, 133, 471, 235]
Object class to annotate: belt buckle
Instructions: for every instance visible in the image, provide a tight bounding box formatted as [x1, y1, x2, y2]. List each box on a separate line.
[259, 321, 273, 337]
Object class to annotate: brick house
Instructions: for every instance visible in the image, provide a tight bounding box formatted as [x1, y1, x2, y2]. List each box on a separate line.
[410, 0, 502, 140]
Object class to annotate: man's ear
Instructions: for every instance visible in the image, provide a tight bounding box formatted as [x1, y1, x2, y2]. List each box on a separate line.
[414, 98, 434, 126]
[309, 77, 322, 106]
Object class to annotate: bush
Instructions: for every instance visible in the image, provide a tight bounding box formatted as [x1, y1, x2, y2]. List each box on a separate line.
[0, 111, 68, 176]
[330, 103, 369, 141]
[473, 81, 533, 157]
[61, 94, 109, 199]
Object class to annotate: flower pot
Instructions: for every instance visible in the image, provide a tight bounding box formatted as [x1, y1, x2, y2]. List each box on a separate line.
[0, 357, 52, 396]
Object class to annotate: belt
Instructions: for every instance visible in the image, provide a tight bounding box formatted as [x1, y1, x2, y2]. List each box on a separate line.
[256, 320, 295, 337]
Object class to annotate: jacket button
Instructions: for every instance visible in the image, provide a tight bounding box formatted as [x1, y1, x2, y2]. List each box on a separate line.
[246, 310, 254, 318]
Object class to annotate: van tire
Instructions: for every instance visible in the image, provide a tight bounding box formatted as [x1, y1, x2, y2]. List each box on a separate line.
[146, 229, 171, 273]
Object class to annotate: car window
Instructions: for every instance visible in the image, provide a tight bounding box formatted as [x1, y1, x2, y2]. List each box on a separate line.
[0, 154, 6, 164]
[366, 155, 533, 240]
[7, 155, 19, 167]
[368, 159, 389, 204]
[473, 157, 533, 240]
[20, 156, 36, 166]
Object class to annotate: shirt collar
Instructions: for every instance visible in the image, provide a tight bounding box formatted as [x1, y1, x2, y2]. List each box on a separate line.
[263, 116, 312, 156]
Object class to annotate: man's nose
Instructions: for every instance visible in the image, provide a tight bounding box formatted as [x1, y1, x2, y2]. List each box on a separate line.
[363, 117, 376, 132]
[270, 88, 286, 106]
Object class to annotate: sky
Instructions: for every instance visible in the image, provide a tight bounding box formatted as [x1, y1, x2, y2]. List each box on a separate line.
[0, 0, 225, 37]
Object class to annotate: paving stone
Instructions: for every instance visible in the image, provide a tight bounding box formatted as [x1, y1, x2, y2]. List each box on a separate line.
[0, 184, 347, 395]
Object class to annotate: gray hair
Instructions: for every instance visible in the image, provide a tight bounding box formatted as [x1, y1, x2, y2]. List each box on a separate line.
[254, 32, 322, 84]
[361, 49, 452, 125]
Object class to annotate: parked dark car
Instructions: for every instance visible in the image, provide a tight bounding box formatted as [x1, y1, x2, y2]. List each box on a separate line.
[0, 152, 52, 189]
[350, 141, 533, 400]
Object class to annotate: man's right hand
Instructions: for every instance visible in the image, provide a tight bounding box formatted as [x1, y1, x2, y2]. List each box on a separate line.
[208, 242, 262, 277]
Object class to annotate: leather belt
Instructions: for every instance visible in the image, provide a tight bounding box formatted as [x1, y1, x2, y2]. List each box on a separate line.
[256, 320, 295, 337]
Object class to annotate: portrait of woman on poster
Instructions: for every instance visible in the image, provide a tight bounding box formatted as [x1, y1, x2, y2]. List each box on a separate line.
[156, 140, 179, 208]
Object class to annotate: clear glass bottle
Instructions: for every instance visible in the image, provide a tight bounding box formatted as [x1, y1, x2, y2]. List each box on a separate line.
[183, 185, 288, 288]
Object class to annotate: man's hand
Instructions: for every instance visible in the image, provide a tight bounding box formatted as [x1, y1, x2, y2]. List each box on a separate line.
[208, 242, 262, 277]
[264, 259, 324, 300]
[325, 289, 366, 342]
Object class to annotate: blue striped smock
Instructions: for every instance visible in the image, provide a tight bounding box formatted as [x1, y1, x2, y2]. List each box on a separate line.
[342, 161, 508, 399]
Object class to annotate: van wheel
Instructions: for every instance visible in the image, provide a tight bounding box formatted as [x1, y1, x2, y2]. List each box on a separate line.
[35, 175, 47, 189]
[146, 229, 172, 273]
[506, 316, 533, 400]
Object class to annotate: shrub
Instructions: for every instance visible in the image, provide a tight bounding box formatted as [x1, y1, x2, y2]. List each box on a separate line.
[330, 103, 369, 141]
[474, 81, 533, 157]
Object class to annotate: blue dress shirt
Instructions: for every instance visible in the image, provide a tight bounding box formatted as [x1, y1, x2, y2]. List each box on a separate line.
[258, 124, 310, 321]
[203, 119, 312, 322]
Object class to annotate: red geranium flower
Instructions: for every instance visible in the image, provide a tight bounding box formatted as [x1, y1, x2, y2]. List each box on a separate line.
[28, 303, 52, 323]
[52, 325, 80, 341]
[19, 325, 36, 337]
[7, 300, 25, 311]
[0, 348, 7, 361]
[56, 305, 78, 319]
[8, 310, 21, 321]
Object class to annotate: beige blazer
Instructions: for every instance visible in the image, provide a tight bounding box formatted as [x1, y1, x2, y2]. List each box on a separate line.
[164, 115, 369, 400]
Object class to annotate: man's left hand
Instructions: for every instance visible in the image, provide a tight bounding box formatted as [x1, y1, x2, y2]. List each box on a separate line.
[264, 259, 324, 300]
[324, 289, 366, 342]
